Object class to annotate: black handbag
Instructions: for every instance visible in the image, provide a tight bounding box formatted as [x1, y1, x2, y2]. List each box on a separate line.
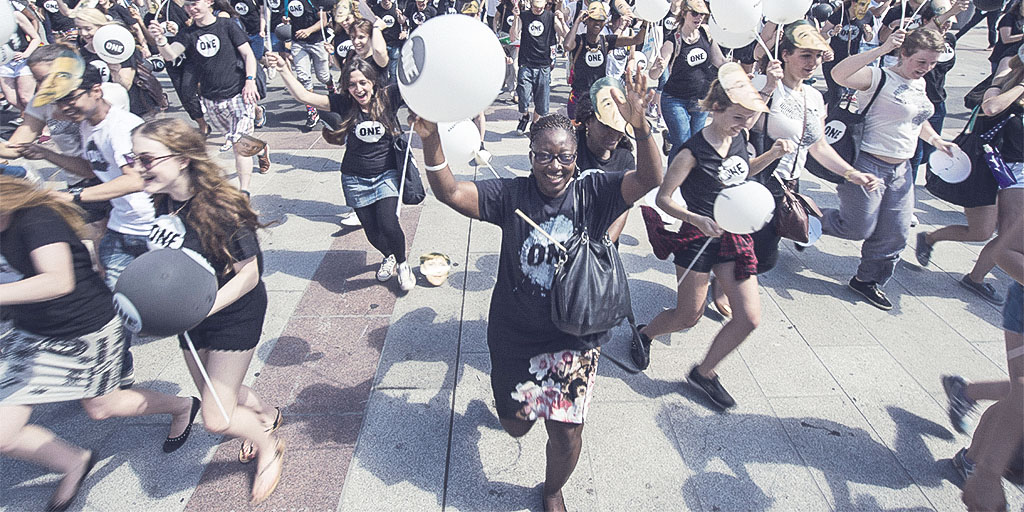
[394, 131, 425, 205]
[549, 181, 633, 337]
[925, 107, 999, 208]
[805, 70, 888, 184]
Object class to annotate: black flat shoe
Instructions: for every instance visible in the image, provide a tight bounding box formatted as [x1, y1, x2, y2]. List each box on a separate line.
[163, 396, 201, 453]
[46, 451, 97, 512]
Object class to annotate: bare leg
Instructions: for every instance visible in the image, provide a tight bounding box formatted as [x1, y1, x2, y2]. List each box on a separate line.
[80, 388, 194, 438]
[499, 416, 535, 438]
[234, 146, 253, 193]
[14, 74, 36, 112]
[968, 189, 1023, 283]
[0, 405, 93, 508]
[924, 205, 996, 246]
[542, 420, 584, 512]
[641, 266, 709, 339]
[697, 261, 760, 377]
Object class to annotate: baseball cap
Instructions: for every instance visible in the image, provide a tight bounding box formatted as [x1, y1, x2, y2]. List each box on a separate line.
[784, 20, 830, 52]
[718, 62, 769, 113]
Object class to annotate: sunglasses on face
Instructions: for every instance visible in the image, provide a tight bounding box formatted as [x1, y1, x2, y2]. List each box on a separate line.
[530, 151, 577, 166]
[56, 89, 88, 106]
[125, 152, 180, 170]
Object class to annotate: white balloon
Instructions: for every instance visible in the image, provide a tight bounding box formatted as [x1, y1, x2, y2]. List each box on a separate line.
[795, 216, 822, 247]
[709, 0, 763, 33]
[0, 0, 15, 47]
[101, 82, 130, 112]
[762, 0, 811, 25]
[397, 15, 505, 123]
[94, 24, 136, 64]
[713, 181, 775, 234]
[633, 0, 670, 22]
[437, 119, 482, 167]
[707, 18, 757, 49]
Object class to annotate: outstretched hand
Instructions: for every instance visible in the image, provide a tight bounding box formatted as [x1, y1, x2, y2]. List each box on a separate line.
[611, 61, 652, 130]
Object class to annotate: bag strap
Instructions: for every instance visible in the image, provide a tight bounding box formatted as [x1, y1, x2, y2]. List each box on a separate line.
[980, 113, 1014, 142]
[860, 68, 888, 116]
[965, 105, 981, 134]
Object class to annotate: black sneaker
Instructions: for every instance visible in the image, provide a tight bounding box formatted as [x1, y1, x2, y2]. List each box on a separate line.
[915, 232, 933, 267]
[630, 323, 653, 371]
[959, 275, 1005, 305]
[516, 115, 529, 136]
[688, 366, 736, 410]
[662, 137, 671, 156]
[848, 277, 893, 311]
[119, 350, 136, 389]
[941, 375, 976, 434]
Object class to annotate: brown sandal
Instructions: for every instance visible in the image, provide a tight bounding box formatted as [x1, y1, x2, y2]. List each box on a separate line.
[250, 439, 285, 505]
[257, 145, 271, 174]
[239, 407, 283, 464]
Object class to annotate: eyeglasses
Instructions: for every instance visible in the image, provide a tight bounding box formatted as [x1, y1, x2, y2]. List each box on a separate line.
[125, 152, 180, 170]
[530, 151, 577, 166]
[56, 89, 88, 106]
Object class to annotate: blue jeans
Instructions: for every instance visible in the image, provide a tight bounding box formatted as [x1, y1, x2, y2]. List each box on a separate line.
[270, 32, 286, 53]
[386, 45, 400, 85]
[661, 93, 707, 163]
[98, 231, 149, 290]
[910, 101, 946, 183]
[517, 66, 551, 116]
[248, 34, 266, 60]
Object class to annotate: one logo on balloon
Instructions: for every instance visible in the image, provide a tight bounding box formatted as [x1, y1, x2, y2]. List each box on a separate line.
[104, 39, 126, 57]
[44, 0, 59, 12]
[150, 56, 165, 71]
[382, 14, 395, 27]
[397, 35, 425, 86]
[90, 60, 111, 82]
[235, 1, 249, 14]
[686, 47, 707, 67]
[413, 11, 426, 24]
[196, 34, 221, 57]
[528, 20, 544, 37]
[354, 120, 386, 143]
[337, 39, 352, 57]
[112, 292, 144, 333]
[288, 0, 304, 16]
[585, 49, 604, 67]
[717, 155, 749, 185]
[823, 119, 847, 144]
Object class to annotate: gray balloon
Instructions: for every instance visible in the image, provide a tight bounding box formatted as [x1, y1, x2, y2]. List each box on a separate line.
[113, 249, 218, 337]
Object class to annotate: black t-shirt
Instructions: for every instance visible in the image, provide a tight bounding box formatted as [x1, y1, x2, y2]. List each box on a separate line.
[475, 171, 629, 357]
[287, 0, 331, 42]
[576, 126, 634, 173]
[233, 0, 262, 35]
[494, 0, 515, 33]
[38, 0, 78, 32]
[433, 0, 458, 15]
[404, 2, 436, 31]
[986, 103, 1024, 163]
[827, 8, 866, 61]
[571, 33, 618, 94]
[328, 84, 403, 176]
[267, 0, 285, 30]
[178, 18, 249, 100]
[924, 32, 956, 103]
[332, 27, 352, 62]
[158, 0, 194, 50]
[992, 9, 1024, 63]
[370, 0, 404, 46]
[0, 206, 115, 337]
[679, 130, 751, 219]
[147, 197, 264, 329]
[663, 28, 715, 100]
[518, 10, 556, 68]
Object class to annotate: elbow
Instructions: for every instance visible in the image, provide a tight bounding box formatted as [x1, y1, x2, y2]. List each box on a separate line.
[981, 99, 1002, 117]
[53, 275, 76, 299]
[637, 169, 663, 192]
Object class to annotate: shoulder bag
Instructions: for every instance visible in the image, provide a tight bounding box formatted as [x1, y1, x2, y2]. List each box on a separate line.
[771, 88, 823, 243]
[805, 68, 888, 184]
[925, 107, 999, 208]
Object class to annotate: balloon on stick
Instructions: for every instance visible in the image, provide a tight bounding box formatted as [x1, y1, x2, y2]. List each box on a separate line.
[712, 181, 775, 235]
[94, 24, 136, 63]
[397, 15, 505, 123]
[707, 18, 757, 49]
[709, 0, 762, 33]
[0, 0, 15, 44]
[633, 0, 670, 22]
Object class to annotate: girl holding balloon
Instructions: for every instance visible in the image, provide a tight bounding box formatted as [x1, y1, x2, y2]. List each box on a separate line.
[0, 176, 201, 512]
[633, 64, 795, 410]
[130, 118, 284, 504]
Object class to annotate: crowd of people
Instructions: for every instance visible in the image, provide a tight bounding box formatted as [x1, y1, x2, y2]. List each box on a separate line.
[0, 0, 1022, 510]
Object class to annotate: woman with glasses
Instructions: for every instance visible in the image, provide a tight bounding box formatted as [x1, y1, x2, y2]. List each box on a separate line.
[410, 66, 662, 512]
[647, 0, 725, 162]
[130, 118, 284, 505]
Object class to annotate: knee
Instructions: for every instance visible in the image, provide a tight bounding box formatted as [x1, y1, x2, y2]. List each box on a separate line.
[80, 398, 115, 421]
[500, 417, 534, 438]
[202, 405, 232, 434]
[732, 310, 761, 332]
[545, 421, 583, 449]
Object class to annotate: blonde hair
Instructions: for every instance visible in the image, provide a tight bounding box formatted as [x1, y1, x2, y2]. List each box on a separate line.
[71, 7, 118, 27]
[0, 176, 87, 238]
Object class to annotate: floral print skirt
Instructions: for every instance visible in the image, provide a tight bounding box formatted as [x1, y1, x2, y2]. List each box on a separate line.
[489, 347, 600, 424]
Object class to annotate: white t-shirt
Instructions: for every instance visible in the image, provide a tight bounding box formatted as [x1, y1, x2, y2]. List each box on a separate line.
[766, 82, 826, 180]
[79, 107, 154, 236]
[858, 67, 934, 161]
[24, 83, 132, 155]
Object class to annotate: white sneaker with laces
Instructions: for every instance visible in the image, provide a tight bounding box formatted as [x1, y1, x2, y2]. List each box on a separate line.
[377, 254, 397, 282]
[397, 262, 415, 291]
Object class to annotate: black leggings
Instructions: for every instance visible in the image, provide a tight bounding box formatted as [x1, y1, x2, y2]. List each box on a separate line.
[354, 196, 407, 264]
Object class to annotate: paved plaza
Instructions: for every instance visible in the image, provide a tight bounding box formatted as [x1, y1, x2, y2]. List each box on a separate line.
[1, 27, 1021, 512]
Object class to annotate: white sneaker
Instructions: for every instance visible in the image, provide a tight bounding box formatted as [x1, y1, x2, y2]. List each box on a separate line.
[377, 254, 397, 282]
[910, 214, 919, 228]
[397, 262, 416, 291]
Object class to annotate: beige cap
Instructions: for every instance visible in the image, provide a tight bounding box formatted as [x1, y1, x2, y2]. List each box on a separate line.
[683, 0, 709, 14]
[718, 62, 769, 113]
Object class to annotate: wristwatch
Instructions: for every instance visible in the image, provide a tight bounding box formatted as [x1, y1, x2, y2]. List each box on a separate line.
[245, 75, 255, 81]
[67, 186, 84, 204]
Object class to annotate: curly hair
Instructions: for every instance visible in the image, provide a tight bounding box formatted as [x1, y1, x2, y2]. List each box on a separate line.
[0, 176, 86, 238]
[529, 114, 577, 148]
[131, 119, 263, 276]
[332, 57, 402, 138]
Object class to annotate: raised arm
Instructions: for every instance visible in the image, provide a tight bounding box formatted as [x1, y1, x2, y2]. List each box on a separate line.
[982, 60, 1024, 117]
[409, 115, 483, 220]
[832, 28, 904, 91]
[149, 20, 188, 61]
[616, 64, 662, 204]
[265, 52, 331, 109]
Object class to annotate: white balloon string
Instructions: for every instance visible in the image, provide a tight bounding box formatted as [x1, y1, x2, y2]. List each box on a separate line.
[900, 0, 906, 30]
[676, 236, 714, 288]
[319, 9, 327, 43]
[483, 160, 501, 179]
[264, 0, 272, 46]
[396, 128, 413, 217]
[183, 332, 231, 425]
[754, 33, 773, 59]
[773, 26, 781, 60]
[909, 1, 928, 25]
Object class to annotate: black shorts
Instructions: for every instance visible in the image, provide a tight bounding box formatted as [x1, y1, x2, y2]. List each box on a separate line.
[672, 237, 734, 274]
[178, 282, 267, 352]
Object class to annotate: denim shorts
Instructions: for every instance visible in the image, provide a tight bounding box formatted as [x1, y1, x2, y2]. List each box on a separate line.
[1004, 282, 1023, 335]
[98, 231, 150, 290]
[341, 169, 400, 209]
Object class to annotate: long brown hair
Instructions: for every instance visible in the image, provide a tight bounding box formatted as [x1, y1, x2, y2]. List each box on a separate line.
[0, 176, 87, 238]
[131, 118, 263, 275]
[332, 57, 401, 138]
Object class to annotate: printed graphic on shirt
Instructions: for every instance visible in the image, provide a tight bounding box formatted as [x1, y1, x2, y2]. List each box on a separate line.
[336, 39, 352, 57]
[83, 141, 109, 173]
[664, 16, 678, 31]
[413, 11, 427, 24]
[585, 48, 604, 67]
[43, 0, 59, 13]
[235, 1, 249, 14]
[891, 82, 933, 125]
[288, 0, 304, 16]
[196, 33, 221, 57]
[686, 47, 707, 67]
[837, 24, 860, 42]
[528, 19, 544, 37]
[517, 214, 573, 296]
[777, 95, 823, 146]
[354, 120, 387, 143]
[268, 0, 280, 8]
[823, 119, 847, 144]
[382, 14, 395, 27]
[0, 254, 25, 284]
[937, 42, 955, 63]
[147, 214, 187, 250]
[717, 155, 749, 185]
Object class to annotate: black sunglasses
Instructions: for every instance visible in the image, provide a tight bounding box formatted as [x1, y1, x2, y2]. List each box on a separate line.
[125, 152, 180, 170]
[530, 151, 577, 166]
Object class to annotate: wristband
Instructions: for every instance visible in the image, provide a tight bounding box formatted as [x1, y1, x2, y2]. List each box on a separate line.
[246, 75, 255, 81]
[424, 160, 448, 171]
[843, 169, 857, 181]
[67, 187, 84, 204]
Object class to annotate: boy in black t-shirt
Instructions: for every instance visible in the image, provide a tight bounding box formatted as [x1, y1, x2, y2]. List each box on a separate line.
[368, 0, 406, 84]
[404, 0, 436, 33]
[149, 0, 265, 194]
[510, 0, 568, 136]
[287, 0, 334, 128]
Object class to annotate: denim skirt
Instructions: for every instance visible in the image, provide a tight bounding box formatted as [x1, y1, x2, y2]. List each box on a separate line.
[341, 169, 400, 209]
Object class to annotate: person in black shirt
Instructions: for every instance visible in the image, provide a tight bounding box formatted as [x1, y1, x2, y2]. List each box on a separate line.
[38, 0, 80, 43]
[635, 66, 792, 410]
[368, 0, 406, 84]
[573, 91, 634, 241]
[403, 0, 435, 32]
[511, 0, 568, 135]
[332, 18, 388, 84]
[149, 0, 264, 194]
[821, 0, 875, 105]
[285, 0, 334, 128]
[991, 0, 1023, 72]
[0, 176, 200, 512]
[130, 118, 284, 504]
[267, 54, 417, 291]
[155, 0, 210, 135]
[412, 66, 663, 512]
